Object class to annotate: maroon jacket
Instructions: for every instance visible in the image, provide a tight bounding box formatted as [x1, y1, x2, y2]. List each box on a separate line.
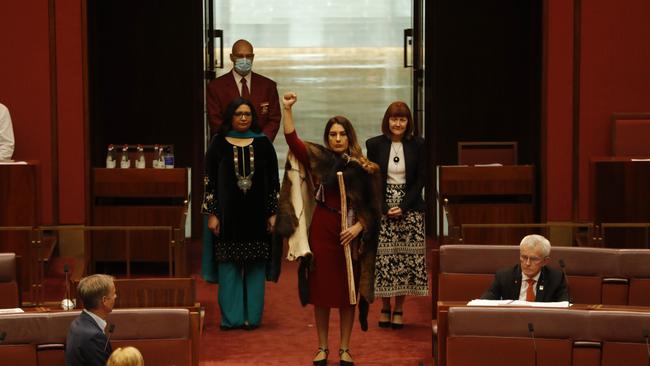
[207, 70, 281, 141]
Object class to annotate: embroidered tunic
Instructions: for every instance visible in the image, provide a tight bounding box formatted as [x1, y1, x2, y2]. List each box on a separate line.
[203, 135, 279, 262]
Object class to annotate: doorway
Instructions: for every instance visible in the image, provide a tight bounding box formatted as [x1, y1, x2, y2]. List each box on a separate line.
[207, 0, 417, 167]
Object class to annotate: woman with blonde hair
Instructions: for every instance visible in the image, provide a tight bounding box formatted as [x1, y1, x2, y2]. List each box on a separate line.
[106, 346, 144, 366]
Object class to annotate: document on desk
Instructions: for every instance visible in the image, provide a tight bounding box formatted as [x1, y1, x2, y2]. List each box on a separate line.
[467, 299, 514, 306]
[509, 300, 571, 308]
[0, 160, 28, 165]
[467, 299, 571, 308]
[473, 163, 503, 167]
[0, 308, 25, 314]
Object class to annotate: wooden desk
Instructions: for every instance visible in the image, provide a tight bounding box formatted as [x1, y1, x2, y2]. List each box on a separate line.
[591, 157, 650, 248]
[90, 168, 188, 274]
[438, 165, 535, 244]
[436, 301, 650, 366]
[0, 162, 39, 303]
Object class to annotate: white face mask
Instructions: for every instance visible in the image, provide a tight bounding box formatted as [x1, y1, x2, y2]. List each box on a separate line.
[234, 58, 253, 75]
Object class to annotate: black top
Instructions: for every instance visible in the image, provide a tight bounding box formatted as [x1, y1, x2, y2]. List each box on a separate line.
[203, 135, 279, 262]
[366, 135, 425, 213]
[481, 264, 569, 302]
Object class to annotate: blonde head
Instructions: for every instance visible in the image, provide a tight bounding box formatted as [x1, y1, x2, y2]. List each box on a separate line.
[77, 274, 115, 310]
[107, 346, 144, 366]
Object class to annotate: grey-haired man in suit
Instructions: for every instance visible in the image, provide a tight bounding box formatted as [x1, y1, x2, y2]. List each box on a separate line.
[481, 234, 569, 302]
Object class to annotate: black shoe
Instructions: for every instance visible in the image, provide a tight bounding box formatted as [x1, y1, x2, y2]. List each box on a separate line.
[391, 311, 404, 329]
[378, 309, 391, 328]
[219, 325, 241, 331]
[339, 348, 354, 366]
[313, 347, 329, 366]
[242, 323, 259, 331]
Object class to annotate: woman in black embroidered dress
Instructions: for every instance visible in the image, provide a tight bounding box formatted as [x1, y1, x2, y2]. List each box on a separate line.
[202, 97, 279, 330]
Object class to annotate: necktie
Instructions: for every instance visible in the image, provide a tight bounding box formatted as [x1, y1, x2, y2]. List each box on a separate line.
[241, 78, 250, 100]
[526, 279, 536, 302]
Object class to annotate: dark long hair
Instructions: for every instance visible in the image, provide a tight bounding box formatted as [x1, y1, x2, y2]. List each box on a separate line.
[219, 97, 261, 134]
[322, 116, 363, 158]
[381, 101, 414, 140]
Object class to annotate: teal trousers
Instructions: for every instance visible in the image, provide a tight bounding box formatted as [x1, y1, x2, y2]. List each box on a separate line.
[217, 261, 266, 328]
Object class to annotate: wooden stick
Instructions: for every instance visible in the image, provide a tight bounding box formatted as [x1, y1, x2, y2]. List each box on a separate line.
[337, 171, 357, 305]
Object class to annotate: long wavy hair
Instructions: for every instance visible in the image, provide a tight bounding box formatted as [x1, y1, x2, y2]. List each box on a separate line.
[322, 116, 376, 173]
[219, 97, 261, 134]
[323, 116, 363, 158]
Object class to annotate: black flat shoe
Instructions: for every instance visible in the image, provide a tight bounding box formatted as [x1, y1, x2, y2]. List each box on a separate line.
[242, 323, 259, 331]
[313, 347, 329, 366]
[339, 348, 354, 366]
[391, 311, 404, 329]
[378, 309, 391, 328]
[219, 325, 241, 331]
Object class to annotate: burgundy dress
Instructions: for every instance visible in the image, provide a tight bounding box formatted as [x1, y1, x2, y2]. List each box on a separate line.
[285, 131, 359, 308]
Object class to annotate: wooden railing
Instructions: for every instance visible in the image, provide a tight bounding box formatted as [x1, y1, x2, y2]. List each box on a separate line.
[443, 222, 650, 248]
[0, 222, 187, 306]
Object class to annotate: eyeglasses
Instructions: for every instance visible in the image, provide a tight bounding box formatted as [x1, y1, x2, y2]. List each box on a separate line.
[234, 111, 252, 118]
[520, 255, 544, 264]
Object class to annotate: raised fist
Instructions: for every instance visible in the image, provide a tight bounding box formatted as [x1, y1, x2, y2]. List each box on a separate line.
[283, 92, 297, 109]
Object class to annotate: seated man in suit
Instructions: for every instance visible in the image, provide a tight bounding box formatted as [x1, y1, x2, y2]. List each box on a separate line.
[206, 39, 281, 140]
[481, 234, 569, 302]
[65, 274, 117, 366]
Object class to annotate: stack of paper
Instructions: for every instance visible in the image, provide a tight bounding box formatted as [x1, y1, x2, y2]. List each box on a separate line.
[467, 299, 570, 308]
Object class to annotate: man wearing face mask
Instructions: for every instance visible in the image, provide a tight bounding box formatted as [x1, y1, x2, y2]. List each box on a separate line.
[207, 39, 281, 141]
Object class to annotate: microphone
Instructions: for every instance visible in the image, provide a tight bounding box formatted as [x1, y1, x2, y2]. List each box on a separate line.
[104, 324, 115, 351]
[0, 331, 6, 343]
[558, 259, 571, 303]
[643, 328, 650, 366]
[61, 264, 74, 310]
[528, 323, 538, 366]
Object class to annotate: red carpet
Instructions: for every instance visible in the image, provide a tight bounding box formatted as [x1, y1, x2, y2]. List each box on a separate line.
[42, 240, 433, 365]
[193, 241, 434, 365]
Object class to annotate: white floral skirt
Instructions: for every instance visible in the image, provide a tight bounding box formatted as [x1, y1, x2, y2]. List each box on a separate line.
[374, 184, 429, 297]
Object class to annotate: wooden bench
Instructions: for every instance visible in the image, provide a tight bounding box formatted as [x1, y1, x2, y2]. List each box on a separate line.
[0, 308, 199, 366]
[446, 306, 650, 366]
[438, 245, 650, 306]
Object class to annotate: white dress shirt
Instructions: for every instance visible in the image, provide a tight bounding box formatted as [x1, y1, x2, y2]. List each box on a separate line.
[519, 271, 542, 301]
[232, 70, 252, 96]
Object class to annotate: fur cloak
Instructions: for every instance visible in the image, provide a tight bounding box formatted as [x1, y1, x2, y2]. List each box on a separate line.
[276, 142, 383, 303]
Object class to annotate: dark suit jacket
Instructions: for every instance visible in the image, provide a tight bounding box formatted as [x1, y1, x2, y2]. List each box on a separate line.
[365, 134, 425, 213]
[207, 70, 281, 140]
[481, 264, 569, 302]
[65, 311, 112, 366]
